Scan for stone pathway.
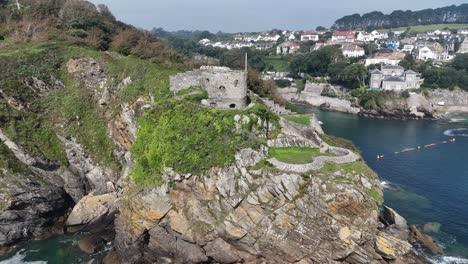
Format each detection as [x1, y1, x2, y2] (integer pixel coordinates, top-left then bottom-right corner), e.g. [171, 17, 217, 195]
[268, 146, 360, 173]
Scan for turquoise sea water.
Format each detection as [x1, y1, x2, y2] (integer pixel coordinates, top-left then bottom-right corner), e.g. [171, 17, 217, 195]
[0, 235, 93, 264]
[2, 108, 468, 263]
[301, 106, 468, 263]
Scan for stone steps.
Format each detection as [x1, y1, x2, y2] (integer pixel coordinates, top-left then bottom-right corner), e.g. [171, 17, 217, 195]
[261, 97, 293, 115]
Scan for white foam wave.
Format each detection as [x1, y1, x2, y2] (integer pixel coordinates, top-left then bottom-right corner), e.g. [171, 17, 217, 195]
[426, 255, 468, 264]
[443, 128, 468, 137]
[0, 249, 47, 264]
[449, 118, 466, 123]
[380, 180, 399, 190]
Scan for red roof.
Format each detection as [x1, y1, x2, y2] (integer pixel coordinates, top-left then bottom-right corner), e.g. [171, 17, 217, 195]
[342, 45, 364, 51]
[278, 41, 300, 48]
[333, 31, 355, 38]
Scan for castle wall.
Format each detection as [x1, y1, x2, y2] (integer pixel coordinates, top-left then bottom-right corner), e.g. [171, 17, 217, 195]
[169, 66, 248, 109]
[169, 70, 202, 94]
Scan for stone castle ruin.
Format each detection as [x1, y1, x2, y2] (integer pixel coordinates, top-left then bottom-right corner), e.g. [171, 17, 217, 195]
[170, 66, 248, 109]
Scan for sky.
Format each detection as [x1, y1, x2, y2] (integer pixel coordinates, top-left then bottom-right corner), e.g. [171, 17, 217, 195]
[88, 0, 467, 33]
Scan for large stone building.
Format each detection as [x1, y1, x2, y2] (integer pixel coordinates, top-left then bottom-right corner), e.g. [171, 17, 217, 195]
[369, 65, 424, 91]
[170, 66, 248, 109]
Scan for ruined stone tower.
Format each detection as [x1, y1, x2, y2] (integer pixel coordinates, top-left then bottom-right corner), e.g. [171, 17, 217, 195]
[170, 66, 248, 109]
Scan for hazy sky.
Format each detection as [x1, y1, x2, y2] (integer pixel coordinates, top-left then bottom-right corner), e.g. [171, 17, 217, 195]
[88, 0, 467, 32]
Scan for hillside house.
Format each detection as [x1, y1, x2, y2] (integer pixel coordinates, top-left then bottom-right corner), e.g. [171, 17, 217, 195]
[457, 37, 468, 54]
[365, 50, 405, 66]
[277, 41, 300, 55]
[386, 39, 400, 49]
[341, 45, 365, 57]
[331, 31, 355, 43]
[416, 43, 450, 61]
[301, 31, 319, 42]
[402, 45, 415, 53]
[369, 66, 423, 91]
[457, 29, 468, 35]
[255, 42, 275, 50]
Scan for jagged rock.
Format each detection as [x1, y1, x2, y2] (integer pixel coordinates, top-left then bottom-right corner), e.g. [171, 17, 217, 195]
[79, 235, 105, 254]
[375, 233, 412, 260]
[59, 136, 117, 195]
[145, 226, 208, 263]
[204, 238, 256, 263]
[66, 193, 117, 233]
[0, 177, 70, 247]
[379, 206, 409, 241]
[408, 225, 443, 255]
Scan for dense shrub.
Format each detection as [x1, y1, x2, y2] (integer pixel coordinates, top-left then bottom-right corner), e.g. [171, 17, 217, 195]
[275, 79, 292, 88]
[131, 100, 272, 186]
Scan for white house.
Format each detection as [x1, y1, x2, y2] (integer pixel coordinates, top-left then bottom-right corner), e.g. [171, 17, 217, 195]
[372, 30, 388, 40]
[331, 31, 355, 43]
[417, 44, 450, 61]
[365, 51, 405, 66]
[301, 31, 319, 42]
[457, 29, 468, 35]
[277, 41, 300, 55]
[341, 45, 365, 57]
[402, 45, 415, 53]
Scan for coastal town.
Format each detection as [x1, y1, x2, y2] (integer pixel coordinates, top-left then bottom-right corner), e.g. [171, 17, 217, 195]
[198, 27, 468, 91]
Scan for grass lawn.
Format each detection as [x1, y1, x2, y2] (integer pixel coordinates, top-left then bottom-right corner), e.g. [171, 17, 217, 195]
[269, 147, 322, 164]
[283, 115, 310, 126]
[393, 24, 468, 33]
[265, 56, 290, 72]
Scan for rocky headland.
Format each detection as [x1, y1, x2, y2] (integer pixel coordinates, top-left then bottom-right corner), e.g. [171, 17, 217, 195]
[280, 82, 468, 120]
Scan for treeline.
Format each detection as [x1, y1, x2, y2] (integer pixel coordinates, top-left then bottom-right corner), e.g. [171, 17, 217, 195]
[0, 0, 184, 62]
[417, 54, 468, 90]
[334, 4, 468, 30]
[289, 46, 367, 89]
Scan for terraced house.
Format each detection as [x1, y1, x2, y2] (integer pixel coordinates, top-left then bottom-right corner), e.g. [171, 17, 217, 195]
[369, 65, 424, 91]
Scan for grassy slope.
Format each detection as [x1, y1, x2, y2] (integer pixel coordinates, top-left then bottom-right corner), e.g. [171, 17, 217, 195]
[265, 56, 290, 72]
[393, 23, 468, 32]
[283, 115, 310, 126]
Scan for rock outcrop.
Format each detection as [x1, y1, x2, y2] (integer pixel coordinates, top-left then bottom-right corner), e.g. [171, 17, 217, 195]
[109, 114, 414, 264]
[66, 193, 118, 233]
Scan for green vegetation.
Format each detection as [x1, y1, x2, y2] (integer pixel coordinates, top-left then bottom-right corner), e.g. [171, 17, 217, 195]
[416, 55, 468, 91]
[265, 56, 290, 72]
[367, 188, 384, 203]
[334, 4, 468, 30]
[283, 115, 310, 126]
[394, 24, 468, 33]
[319, 161, 377, 179]
[275, 79, 292, 88]
[321, 134, 360, 153]
[176, 87, 209, 102]
[269, 147, 323, 164]
[131, 100, 278, 186]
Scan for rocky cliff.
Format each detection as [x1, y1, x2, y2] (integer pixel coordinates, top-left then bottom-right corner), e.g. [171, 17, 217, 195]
[0, 39, 428, 264]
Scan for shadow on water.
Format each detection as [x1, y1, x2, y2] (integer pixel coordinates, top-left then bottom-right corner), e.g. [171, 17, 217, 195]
[0, 234, 93, 264]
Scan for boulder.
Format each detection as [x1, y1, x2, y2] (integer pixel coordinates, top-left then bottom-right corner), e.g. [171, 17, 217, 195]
[408, 225, 443, 255]
[66, 193, 117, 233]
[380, 206, 409, 240]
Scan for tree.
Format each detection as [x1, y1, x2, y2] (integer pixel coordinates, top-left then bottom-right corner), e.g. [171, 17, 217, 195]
[452, 54, 468, 71]
[220, 48, 266, 72]
[316, 26, 326, 31]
